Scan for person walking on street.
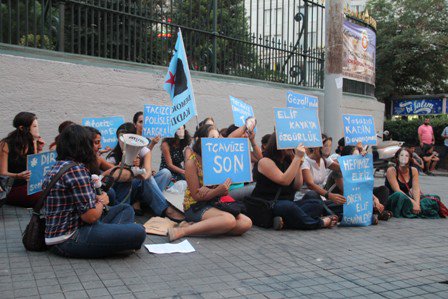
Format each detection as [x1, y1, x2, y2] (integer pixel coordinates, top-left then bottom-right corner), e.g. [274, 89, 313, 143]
[418, 118, 435, 148]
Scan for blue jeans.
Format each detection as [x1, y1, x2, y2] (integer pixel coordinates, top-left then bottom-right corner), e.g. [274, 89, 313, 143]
[51, 205, 146, 258]
[272, 191, 324, 230]
[131, 168, 172, 216]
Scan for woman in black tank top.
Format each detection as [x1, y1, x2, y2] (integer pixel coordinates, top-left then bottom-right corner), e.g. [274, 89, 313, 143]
[0, 112, 44, 207]
[252, 133, 337, 230]
[385, 148, 439, 218]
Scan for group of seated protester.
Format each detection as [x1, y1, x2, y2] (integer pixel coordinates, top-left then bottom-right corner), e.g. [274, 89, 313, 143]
[407, 143, 440, 175]
[0, 112, 446, 259]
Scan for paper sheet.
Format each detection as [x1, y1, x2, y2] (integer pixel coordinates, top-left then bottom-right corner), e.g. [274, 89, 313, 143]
[145, 240, 195, 254]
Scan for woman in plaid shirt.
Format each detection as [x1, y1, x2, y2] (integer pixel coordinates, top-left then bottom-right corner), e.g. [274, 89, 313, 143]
[43, 125, 146, 258]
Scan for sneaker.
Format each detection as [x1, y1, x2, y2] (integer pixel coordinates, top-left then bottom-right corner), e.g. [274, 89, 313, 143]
[273, 216, 284, 230]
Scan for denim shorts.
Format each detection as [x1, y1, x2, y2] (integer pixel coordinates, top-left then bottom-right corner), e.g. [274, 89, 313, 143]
[185, 203, 213, 222]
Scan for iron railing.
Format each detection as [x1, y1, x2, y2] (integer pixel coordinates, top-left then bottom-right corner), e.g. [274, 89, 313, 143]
[0, 0, 374, 94]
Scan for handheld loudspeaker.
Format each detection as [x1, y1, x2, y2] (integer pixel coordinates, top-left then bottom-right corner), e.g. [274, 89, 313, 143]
[119, 134, 149, 166]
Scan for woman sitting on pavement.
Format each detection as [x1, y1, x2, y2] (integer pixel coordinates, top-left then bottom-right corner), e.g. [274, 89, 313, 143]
[159, 125, 192, 182]
[0, 112, 45, 208]
[251, 133, 337, 230]
[43, 124, 146, 258]
[296, 135, 343, 207]
[168, 124, 252, 241]
[421, 144, 439, 175]
[49, 120, 74, 151]
[385, 147, 440, 218]
[324, 145, 392, 222]
[133, 111, 160, 151]
[106, 123, 183, 221]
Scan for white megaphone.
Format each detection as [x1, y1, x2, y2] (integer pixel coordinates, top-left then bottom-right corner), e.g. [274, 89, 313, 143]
[119, 134, 149, 166]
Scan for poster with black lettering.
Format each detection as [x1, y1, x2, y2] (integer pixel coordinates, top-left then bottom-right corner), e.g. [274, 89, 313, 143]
[339, 154, 374, 227]
[201, 138, 252, 186]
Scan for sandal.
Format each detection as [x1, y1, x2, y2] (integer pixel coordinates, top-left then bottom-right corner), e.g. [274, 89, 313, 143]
[372, 214, 379, 225]
[378, 210, 393, 221]
[273, 217, 284, 230]
[321, 215, 338, 228]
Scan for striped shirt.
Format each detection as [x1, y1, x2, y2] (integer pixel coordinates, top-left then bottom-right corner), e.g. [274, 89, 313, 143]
[43, 160, 96, 244]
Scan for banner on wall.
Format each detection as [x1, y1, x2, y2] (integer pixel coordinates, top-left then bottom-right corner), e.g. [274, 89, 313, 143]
[342, 114, 376, 146]
[82, 116, 124, 149]
[201, 138, 252, 186]
[342, 20, 376, 86]
[27, 151, 57, 195]
[392, 99, 443, 115]
[339, 154, 374, 227]
[274, 107, 323, 149]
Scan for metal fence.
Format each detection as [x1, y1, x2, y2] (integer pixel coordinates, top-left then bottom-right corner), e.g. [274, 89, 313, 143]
[0, 0, 374, 94]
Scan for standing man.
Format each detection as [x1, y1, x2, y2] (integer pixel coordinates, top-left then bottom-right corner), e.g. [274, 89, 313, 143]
[418, 118, 435, 148]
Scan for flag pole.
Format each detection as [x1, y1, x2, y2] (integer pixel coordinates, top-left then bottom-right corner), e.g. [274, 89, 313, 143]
[179, 27, 200, 130]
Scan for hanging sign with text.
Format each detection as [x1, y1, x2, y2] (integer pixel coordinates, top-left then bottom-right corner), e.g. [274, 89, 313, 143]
[274, 107, 322, 149]
[143, 104, 173, 138]
[339, 154, 374, 227]
[82, 116, 124, 149]
[201, 138, 252, 186]
[27, 151, 57, 195]
[286, 91, 319, 110]
[342, 114, 376, 145]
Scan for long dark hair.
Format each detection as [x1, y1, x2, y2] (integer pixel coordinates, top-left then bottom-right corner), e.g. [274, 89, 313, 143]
[57, 124, 98, 172]
[1, 112, 37, 160]
[263, 132, 292, 164]
[394, 147, 413, 170]
[133, 111, 143, 125]
[192, 124, 217, 156]
[107, 122, 136, 164]
[162, 125, 192, 152]
[50, 120, 74, 149]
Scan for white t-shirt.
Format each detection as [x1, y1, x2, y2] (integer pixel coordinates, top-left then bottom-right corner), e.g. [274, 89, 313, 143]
[295, 156, 334, 201]
[442, 126, 448, 147]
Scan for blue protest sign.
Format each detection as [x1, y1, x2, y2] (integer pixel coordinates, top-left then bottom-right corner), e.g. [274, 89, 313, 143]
[339, 154, 374, 227]
[201, 138, 252, 186]
[142, 104, 172, 138]
[342, 114, 376, 146]
[82, 116, 124, 149]
[27, 151, 57, 195]
[164, 30, 198, 133]
[229, 96, 255, 128]
[274, 107, 322, 149]
[286, 91, 319, 109]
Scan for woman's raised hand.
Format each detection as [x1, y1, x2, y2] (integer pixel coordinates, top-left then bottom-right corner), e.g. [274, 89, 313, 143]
[219, 178, 232, 195]
[294, 144, 306, 159]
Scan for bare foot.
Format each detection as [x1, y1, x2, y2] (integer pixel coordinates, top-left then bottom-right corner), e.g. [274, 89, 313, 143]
[168, 227, 185, 242]
[165, 206, 185, 222]
[178, 221, 191, 228]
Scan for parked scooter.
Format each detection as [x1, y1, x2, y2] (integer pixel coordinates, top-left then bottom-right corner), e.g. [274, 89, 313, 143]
[371, 131, 404, 176]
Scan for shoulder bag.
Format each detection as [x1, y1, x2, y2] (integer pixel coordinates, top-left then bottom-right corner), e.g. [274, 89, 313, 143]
[243, 188, 282, 228]
[22, 162, 76, 251]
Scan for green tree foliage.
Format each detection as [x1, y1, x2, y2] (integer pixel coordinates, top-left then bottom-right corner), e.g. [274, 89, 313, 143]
[1, 1, 58, 49]
[173, 0, 257, 75]
[367, 0, 448, 101]
[384, 116, 448, 145]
